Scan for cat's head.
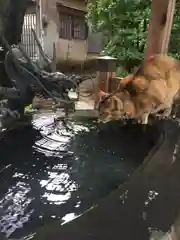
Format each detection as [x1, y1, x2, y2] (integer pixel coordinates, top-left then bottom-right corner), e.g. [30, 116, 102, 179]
[97, 90, 135, 123]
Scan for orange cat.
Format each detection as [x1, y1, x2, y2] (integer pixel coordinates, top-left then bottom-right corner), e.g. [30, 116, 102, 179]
[97, 54, 180, 124]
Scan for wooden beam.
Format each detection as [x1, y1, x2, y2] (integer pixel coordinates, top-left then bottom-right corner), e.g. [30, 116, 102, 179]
[145, 0, 176, 59]
[56, 3, 86, 16]
[161, 0, 176, 53]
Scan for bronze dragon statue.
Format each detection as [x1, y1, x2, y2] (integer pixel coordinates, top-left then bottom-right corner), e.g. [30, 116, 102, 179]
[0, 35, 90, 130]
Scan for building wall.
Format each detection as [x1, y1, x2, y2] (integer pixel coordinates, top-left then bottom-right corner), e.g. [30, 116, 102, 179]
[42, 18, 59, 59]
[23, 0, 103, 63]
[41, 0, 88, 62]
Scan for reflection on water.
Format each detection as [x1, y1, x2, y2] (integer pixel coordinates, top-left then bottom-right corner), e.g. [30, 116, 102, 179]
[144, 190, 159, 206]
[0, 116, 156, 238]
[0, 182, 34, 237]
[149, 228, 167, 240]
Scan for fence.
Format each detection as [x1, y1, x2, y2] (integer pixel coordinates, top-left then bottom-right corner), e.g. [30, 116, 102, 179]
[21, 13, 38, 61]
[21, 1, 42, 62]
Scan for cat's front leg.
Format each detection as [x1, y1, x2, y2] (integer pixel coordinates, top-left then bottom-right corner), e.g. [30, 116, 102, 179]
[139, 113, 149, 124]
[155, 105, 172, 119]
[162, 106, 172, 117]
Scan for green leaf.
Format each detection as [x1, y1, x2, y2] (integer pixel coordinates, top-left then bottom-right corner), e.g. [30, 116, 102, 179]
[87, 0, 180, 70]
[87, 0, 151, 72]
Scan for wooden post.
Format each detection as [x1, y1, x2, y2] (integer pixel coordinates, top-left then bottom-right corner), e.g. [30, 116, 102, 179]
[145, 0, 176, 59]
[51, 42, 56, 72]
[94, 56, 117, 107]
[161, 0, 176, 53]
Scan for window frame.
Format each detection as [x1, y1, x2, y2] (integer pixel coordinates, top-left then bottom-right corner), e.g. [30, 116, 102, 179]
[57, 4, 88, 40]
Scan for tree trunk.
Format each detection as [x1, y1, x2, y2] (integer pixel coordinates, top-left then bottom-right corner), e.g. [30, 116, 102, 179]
[0, 0, 28, 87]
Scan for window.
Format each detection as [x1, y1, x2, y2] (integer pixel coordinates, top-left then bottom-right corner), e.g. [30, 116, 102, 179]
[59, 14, 72, 39]
[59, 13, 88, 40]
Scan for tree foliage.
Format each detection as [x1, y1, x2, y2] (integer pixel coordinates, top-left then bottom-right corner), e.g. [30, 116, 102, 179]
[169, 1, 180, 60]
[87, 0, 180, 76]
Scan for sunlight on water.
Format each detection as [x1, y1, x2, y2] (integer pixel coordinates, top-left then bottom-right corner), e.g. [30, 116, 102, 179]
[61, 212, 81, 226]
[40, 170, 78, 205]
[0, 182, 34, 238]
[0, 117, 101, 238]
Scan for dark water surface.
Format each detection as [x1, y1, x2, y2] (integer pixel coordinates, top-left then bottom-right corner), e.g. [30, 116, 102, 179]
[0, 116, 158, 238]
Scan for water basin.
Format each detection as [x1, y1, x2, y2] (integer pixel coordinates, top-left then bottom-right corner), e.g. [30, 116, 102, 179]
[0, 116, 159, 238]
